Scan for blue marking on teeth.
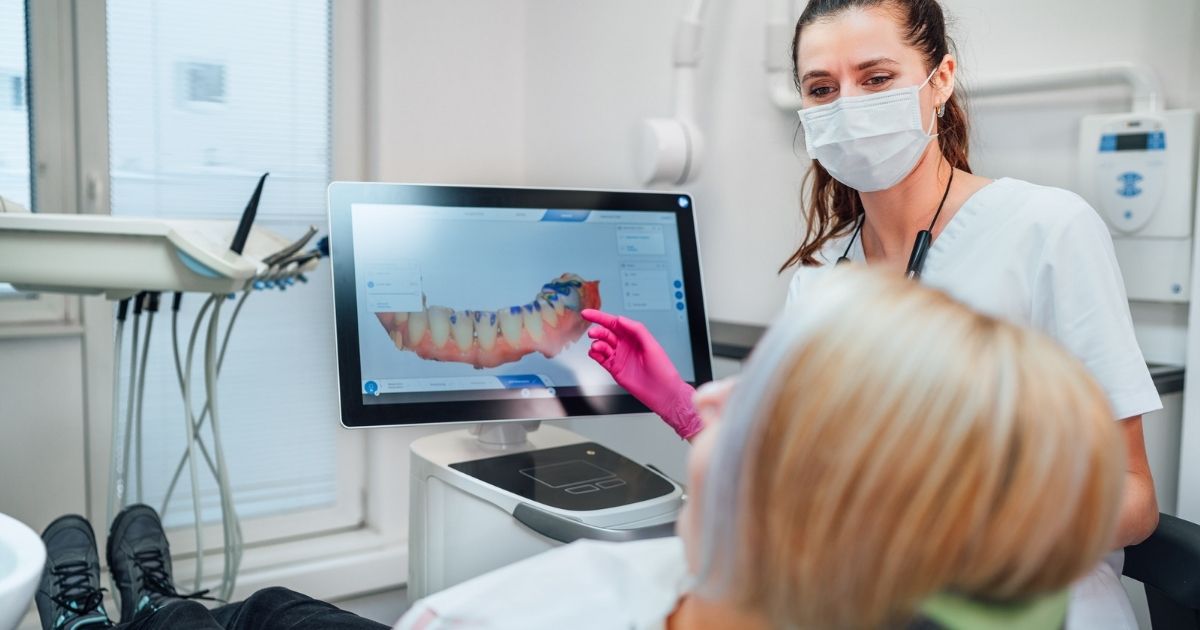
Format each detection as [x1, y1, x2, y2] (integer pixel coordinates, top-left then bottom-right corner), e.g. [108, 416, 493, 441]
[555, 285, 571, 295]
[510, 306, 521, 314]
[450, 314, 457, 324]
[532, 301, 541, 311]
[548, 293, 558, 301]
[474, 312, 482, 322]
[490, 313, 497, 324]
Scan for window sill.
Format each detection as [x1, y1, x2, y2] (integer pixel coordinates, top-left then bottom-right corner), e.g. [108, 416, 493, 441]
[0, 321, 83, 340]
[177, 526, 408, 602]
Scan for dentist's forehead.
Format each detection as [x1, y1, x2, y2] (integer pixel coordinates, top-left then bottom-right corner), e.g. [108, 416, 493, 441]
[795, 6, 921, 78]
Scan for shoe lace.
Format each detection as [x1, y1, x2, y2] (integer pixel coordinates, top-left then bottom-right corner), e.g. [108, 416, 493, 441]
[133, 549, 221, 604]
[49, 560, 108, 618]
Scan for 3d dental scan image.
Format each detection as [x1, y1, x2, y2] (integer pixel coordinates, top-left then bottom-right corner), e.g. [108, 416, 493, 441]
[372, 272, 601, 369]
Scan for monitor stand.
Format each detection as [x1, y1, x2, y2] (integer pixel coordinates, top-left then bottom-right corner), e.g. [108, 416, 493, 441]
[407, 422, 685, 599]
[468, 420, 542, 450]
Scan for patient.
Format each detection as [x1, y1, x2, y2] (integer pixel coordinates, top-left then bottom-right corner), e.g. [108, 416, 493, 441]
[395, 269, 1125, 629]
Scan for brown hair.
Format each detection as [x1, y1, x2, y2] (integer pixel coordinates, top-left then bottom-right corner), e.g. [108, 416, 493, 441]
[779, 0, 973, 270]
[714, 270, 1123, 627]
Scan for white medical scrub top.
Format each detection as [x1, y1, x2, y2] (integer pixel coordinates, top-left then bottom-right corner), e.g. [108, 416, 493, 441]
[787, 177, 1163, 630]
[394, 537, 688, 630]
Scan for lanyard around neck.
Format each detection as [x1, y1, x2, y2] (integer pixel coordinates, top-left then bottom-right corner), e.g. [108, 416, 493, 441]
[837, 166, 956, 280]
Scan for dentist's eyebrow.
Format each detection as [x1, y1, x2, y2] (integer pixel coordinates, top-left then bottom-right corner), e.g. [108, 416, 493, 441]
[800, 57, 900, 83]
[857, 57, 901, 70]
[800, 69, 832, 83]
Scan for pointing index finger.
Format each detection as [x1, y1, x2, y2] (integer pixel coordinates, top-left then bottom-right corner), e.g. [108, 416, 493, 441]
[581, 309, 618, 328]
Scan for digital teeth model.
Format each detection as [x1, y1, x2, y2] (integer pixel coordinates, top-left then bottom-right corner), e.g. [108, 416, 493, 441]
[374, 273, 601, 369]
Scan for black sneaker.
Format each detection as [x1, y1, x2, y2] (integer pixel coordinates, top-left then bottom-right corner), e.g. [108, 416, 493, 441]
[35, 514, 114, 630]
[106, 504, 210, 623]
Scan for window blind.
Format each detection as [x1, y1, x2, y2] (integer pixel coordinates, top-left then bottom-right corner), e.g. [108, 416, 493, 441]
[106, 0, 344, 529]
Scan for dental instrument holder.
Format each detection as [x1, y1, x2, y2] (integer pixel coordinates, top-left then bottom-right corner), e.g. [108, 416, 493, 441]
[408, 422, 684, 599]
[0, 175, 323, 602]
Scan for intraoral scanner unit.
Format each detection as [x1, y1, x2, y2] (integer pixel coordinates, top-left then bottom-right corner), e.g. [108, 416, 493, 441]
[327, 183, 713, 598]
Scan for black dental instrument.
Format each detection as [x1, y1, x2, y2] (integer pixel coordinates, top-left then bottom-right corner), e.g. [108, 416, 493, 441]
[229, 172, 268, 255]
[836, 166, 955, 280]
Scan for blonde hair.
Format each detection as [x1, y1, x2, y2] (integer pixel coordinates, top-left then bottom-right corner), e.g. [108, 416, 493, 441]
[696, 269, 1124, 628]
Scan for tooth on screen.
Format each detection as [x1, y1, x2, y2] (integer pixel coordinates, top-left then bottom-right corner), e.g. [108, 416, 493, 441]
[522, 304, 544, 341]
[476, 311, 498, 350]
[451, 310, 475, 353]
[428, 306, 452, 347]
[498, 306, 524, 346]
[407, 310, 429, 347]
[534, 297, 557, 326]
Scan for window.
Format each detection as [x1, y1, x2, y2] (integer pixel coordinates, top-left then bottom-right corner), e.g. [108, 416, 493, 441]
[103, 0, 361, 547]
[0, 0, 51, 307]
[0, 0, 31, 210]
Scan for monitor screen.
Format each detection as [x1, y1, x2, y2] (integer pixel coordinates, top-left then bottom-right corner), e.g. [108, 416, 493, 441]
[329, 183, 713, 427]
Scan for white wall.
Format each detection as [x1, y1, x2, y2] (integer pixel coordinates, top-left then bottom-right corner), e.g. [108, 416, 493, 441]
[369, 0, 528, 185]
[0, 334, 88, 530]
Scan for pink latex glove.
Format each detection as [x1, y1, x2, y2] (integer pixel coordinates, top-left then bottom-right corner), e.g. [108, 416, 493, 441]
[581, 309, 702, 440]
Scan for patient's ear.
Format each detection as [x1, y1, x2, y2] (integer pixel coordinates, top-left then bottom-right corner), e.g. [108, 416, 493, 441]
[694, 377, 738, 428]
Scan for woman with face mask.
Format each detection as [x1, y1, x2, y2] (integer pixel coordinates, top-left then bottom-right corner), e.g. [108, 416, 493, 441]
[581, 1, 1161, 628]
[398, 269, 1125, 630]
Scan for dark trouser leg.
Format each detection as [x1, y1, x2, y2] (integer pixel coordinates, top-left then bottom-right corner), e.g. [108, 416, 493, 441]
[116, 600, 224, 630]
[209, 586, 390, 630]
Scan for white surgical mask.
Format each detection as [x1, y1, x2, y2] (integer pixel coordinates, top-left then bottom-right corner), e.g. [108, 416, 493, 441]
[797, 68, 939, 192]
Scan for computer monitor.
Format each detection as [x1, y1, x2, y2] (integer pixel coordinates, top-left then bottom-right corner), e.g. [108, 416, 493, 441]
[329, 183, 713, 427]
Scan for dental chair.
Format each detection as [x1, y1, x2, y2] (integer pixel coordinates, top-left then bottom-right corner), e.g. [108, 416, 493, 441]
[1124, 513, 1200, 629]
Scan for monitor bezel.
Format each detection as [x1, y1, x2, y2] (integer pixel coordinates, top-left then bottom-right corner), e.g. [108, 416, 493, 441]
[328, 182, 714, 428]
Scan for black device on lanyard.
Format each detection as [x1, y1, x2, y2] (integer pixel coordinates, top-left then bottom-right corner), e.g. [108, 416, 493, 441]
[837, 167, 955, 280]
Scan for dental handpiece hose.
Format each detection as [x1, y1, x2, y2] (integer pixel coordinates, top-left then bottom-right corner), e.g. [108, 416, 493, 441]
[182, 296, 216, 592]
[119, 292, 147, 511]
[161, 292, 250, 519]
[107, 298, 131, 526]
[134, 292, 161, 503]
[204, 295, 242, 599]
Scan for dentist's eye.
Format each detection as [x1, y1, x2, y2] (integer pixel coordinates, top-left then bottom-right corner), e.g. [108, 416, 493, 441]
[809, 85, 835, 97]
[865, 75, 893, 87]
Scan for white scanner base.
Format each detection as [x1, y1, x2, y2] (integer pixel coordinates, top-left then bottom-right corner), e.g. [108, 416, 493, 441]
[408, 424, 684, 599]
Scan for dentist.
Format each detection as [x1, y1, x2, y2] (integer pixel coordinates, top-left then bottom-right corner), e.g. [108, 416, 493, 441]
[582, 0, 1160, 628]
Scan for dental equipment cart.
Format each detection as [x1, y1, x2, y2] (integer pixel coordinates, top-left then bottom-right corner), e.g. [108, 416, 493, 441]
[0, 175, 324, 600]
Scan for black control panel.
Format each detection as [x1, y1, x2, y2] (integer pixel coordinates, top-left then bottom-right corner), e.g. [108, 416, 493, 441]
[450, 442, 676, 511]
